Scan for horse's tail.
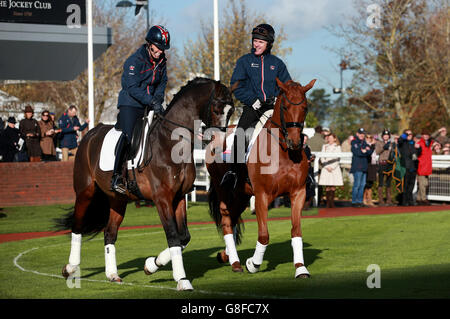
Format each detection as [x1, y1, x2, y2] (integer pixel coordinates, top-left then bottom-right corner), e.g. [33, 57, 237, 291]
[54, 184, 110, 238]
[208, 183, 244, 245]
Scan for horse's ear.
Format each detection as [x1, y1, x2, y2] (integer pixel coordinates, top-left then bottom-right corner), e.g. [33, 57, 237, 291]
[303, 79, 317, 92]
[276, 77, 288, 92]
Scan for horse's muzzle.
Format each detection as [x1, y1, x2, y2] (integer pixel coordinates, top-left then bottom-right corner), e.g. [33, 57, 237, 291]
[286, 138, 302, 151]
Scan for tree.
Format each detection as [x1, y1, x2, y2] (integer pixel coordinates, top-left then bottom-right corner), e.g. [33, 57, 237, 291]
[307, 88, 332, 124]
[329, 0, 449, 133]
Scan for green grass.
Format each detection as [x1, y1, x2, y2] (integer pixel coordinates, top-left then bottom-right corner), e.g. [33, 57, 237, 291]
[0, 202, 318, 234]
[0, 203, 449, 299]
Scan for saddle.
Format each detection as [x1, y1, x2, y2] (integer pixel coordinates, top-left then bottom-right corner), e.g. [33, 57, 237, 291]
[102, 111, 155, 199]
[114, 114, 148, 161]
[130, 116, 146, 160]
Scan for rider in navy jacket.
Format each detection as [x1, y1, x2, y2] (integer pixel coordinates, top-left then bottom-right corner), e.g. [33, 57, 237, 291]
[231, 48, 291, 107]
[221, 23, 292, 189]
[111, 25, 171, 194]
[117, 44, 167, 110]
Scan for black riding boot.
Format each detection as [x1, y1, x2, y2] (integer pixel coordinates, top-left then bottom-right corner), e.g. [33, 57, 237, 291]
[111, 133, 129, 194]
[220, 134, 240, 190]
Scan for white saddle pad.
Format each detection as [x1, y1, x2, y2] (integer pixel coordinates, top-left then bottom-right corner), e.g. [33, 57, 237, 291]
[222, 109, 273, 163]
[99, 111, 153, 171]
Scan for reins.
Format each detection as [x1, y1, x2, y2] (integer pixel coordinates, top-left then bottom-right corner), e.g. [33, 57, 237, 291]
[255, 91, 308, 151]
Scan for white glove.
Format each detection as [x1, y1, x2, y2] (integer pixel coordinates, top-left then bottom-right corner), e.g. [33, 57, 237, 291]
[252, 99, 262, 110]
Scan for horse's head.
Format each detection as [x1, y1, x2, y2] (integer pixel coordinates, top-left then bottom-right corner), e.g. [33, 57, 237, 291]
[201, 80, 235, 131]
[275, 78, 316, 151]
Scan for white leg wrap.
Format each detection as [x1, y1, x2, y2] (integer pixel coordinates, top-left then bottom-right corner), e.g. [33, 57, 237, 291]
[170, 246, 186, 282]
[104, 244, 118, 279]
[252, 241, 267, 265]
[291, 237, 305, 265]
[156, 247, 171, 267]
[224, 234, 239, 265]
[67, 233, 82, 272]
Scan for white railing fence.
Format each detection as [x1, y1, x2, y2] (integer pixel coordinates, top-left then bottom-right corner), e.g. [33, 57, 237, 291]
[189, 150, 450, 207]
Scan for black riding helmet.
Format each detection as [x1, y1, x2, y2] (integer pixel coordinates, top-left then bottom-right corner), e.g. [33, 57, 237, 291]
[382, 129, 391, 137]
[146, 25, 170, 50]
[251, 23, 275, 54]
[252, 23, 275, 43]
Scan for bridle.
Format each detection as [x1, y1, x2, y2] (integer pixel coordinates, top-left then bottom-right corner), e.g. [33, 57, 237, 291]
[261, 90, 307, 152]
[279, 91, 308, 142]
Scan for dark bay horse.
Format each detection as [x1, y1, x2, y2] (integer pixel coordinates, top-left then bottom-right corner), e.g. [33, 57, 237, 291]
[206, 78, 316, 277]
[58, 77, 234, 291]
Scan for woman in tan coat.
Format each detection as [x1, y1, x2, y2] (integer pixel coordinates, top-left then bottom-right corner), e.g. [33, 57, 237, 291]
[38, 110, 57, 161]
[319, 133, 343, 207]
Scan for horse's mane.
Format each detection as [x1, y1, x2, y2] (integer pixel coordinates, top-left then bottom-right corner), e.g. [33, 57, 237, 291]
[166, 77, 216, 112]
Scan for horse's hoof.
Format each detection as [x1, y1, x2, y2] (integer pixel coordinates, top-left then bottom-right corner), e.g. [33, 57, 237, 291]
[62, 265, 70, 279]
[62, 264, 76, 279]
[216, 250, 229, 264]
[143, 265, 152, 276]
[144, 257, 159, 275]
[177, 279, 194, 291]
[231, 261, 243, 273]
[294, 266, 310, 278]
[245, 258, 260, 274]
[108, 274, 123, 283]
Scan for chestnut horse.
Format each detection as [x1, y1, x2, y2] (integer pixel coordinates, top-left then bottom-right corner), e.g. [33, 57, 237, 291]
[206, 78, 316, 278]
[57, 77, 234, 291]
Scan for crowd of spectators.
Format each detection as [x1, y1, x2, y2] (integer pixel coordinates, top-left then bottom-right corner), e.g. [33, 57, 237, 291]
[0, 105, 89, 163]
[307, 125, 449, 208]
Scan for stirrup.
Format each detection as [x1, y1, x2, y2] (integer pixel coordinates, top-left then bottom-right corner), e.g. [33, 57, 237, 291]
[220, 170, 237, 190]
[111, 174, 127, 194]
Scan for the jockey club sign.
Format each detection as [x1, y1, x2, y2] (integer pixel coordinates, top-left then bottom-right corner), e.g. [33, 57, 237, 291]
[0, 0, 86, 25]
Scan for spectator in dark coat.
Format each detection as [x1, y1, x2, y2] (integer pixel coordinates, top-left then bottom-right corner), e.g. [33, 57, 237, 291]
[19, 105, 41, 162]
[58, 105, 89, 161]
[350, 128, 374, 207]
[0, 117, 21, 162]
[375, 129, 394, 206]
[303, 134, 316, 209]
[398, 129, 421, 206]
[363, 133, 378, 207]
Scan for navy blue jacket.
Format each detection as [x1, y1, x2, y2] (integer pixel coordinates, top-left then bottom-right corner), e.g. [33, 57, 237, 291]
[58, 113, 87, 149]
[230, 51, 291, 106]
[350, 136, 374, 173]
[117, 44, 167, 109]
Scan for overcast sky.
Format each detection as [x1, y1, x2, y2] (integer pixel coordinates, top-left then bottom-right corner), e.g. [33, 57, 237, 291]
[131, 0, 357, 94]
